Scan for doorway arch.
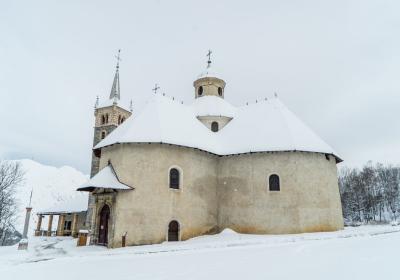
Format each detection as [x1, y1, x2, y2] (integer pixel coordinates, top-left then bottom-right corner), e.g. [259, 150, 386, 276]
[168, 220, 180, 241]
[98, 205, 110, 245]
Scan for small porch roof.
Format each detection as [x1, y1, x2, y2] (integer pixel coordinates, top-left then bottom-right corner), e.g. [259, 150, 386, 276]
[37, 193, 88, 215]
[77, 164, 133, 192]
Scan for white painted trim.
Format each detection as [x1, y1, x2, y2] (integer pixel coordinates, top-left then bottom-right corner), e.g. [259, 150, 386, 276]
[167, 165, 183, 191]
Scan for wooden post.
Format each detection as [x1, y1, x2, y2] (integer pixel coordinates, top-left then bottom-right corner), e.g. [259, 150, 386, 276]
[47, 215, 53, 236]
[35, 214, 43, 236]
[57, 214, 65, 236]
[71, 213, 78, 238]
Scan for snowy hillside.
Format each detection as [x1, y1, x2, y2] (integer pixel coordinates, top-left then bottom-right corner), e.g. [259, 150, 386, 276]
[0, 225, 399, 280]
[11, 159, 88, 235]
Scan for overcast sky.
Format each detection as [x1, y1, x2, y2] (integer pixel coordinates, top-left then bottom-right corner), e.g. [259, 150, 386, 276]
[1, 0, 399, 174]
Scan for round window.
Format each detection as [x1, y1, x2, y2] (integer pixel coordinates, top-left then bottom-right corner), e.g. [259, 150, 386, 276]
[198, 86, 203, 96]
[218, 87, 223, 96]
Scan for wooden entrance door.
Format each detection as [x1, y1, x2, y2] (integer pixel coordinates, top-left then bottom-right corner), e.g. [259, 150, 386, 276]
[168, 220, 179, 241]
[98, 205, 110, 245]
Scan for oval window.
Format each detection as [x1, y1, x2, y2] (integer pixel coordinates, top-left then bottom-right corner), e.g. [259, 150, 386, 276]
[198, 86, 203, 96]
[218, 87, 223, 96]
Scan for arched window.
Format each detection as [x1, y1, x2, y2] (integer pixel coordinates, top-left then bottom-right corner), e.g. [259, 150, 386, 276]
[118, 115, 121, 124]
[105, 114, 109, 124]
[269, 174, 280, 191]
[101, 131, 106, 139]
[101, 115, 106, 125]
[198, 86, 203, 96]
[211, 121, 219, 132]
[168, 220, 179, 241]
[218, 87, 223, 96]
[169, 168, 180, 189]
[121, 117, 125, 123]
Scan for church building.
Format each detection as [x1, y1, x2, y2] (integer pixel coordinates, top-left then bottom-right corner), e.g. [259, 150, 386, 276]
[78, 52, 344, 248]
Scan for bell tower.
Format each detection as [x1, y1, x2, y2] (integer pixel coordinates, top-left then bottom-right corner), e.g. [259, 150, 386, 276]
[90, 50, 132, 177]
[86, 50, 132, 230]
[193, 50, 226, 99]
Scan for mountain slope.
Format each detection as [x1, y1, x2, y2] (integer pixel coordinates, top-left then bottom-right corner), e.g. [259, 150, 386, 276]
[11, 159, 88, 235]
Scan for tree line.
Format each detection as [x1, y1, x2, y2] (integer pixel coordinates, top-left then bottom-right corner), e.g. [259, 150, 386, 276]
[339, 163, 400, 224]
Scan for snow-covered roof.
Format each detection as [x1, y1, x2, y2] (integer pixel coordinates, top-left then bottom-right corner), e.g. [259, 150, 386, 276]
[38, 192, 88, 215]
[192, 96, 236, 118]
[197, 66, 221, 79]
[77, 165, 133, 192]
[94, 95, 341, 162]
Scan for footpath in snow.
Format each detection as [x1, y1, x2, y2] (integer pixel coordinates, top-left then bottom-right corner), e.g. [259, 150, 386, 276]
[0, 225, 399, 280]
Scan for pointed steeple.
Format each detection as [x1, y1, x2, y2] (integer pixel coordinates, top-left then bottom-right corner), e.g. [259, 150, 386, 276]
[109, 49, 121, 104]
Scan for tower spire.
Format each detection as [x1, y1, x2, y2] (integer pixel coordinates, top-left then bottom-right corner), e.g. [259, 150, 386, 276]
[109, 49, 121, 103]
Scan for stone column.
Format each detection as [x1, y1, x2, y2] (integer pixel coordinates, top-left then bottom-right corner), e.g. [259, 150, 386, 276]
[22, 207, 32, 238]
[18, 207, 33, 250]
[71, 213, 78, 238]
[47, 215, 53, 236]
[57, 214, 65, 236]
[35, 214, 43, 236]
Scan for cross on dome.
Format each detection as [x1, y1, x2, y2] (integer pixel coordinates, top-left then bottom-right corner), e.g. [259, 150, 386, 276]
[152, 83, 160, 94]
[206, 49, 212, 68]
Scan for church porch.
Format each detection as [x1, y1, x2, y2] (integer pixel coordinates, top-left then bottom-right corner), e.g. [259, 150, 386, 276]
[34, 211, 86, 238]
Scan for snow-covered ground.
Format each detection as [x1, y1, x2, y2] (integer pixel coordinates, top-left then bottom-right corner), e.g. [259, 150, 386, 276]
[1, 225, 399, 280]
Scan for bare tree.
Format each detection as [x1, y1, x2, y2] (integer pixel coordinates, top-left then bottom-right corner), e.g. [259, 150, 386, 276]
[377, 164, 400, 221]
[339, 163, 400, 225]
[0, 160, 24, 245]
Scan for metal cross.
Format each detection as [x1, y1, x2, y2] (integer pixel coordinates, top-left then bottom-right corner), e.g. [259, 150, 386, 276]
[152, 83, 160, 94]
[115, 49, 122, 68]
[206, 49, 212, 68]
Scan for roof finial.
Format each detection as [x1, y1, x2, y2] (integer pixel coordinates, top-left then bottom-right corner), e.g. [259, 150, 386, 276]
[109, 49, 121, 102]
[95, 95, 99, 108]
[129, 100, 133, 112]
[152, 83, 160, 94]
[206, 49, 212, 68]
[115, 49, 122, 69]
[28, 188, 33, 207]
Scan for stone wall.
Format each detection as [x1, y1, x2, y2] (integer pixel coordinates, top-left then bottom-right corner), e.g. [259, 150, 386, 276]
[93, 143, 343, 248]
[99, 143, 219, 247]
[217, 152, 343, 234]
[193, 77, 226, 98]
